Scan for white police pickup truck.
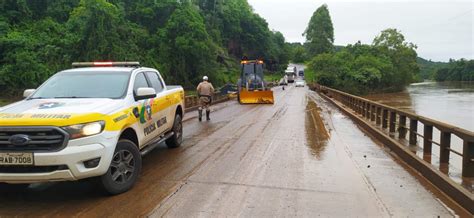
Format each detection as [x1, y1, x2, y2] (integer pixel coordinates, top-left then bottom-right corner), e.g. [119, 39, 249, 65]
[0, 62, 185, 194]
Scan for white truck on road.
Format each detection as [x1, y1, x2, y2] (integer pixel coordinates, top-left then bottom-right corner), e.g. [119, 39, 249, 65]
[0, 62, 185, 194]
[285, 66, 297, 83]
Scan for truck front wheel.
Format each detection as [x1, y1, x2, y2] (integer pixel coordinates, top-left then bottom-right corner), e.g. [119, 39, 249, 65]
[99, 139, 142, 195]
[166, 114, 183, 148]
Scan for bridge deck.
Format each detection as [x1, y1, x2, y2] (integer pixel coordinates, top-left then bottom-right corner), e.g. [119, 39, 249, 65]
[0, 86, 461, 217]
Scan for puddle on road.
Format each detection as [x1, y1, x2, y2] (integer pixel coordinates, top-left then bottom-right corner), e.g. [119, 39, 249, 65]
[305, 98, 330, 159]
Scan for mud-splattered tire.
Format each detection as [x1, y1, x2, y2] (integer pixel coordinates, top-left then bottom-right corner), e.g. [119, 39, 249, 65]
[99, 140, 141, 195]
[166, 114, 183, 148]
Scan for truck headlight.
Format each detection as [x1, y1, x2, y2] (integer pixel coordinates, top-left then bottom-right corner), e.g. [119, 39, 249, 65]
[63, 121, 105, 139]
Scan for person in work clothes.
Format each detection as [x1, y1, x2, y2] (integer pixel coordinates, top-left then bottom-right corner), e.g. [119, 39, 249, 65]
[197, 76, 215, 121]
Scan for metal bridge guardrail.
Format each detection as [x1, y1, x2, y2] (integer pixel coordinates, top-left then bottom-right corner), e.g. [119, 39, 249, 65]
[314, 84, 474, 179]
[184, 91, 231, 112]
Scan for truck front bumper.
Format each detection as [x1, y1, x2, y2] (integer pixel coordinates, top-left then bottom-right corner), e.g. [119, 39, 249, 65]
[0, 131, 118, 184]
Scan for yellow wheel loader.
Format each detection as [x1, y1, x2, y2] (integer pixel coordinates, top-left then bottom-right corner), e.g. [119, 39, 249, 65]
[237, 58, 274, 104]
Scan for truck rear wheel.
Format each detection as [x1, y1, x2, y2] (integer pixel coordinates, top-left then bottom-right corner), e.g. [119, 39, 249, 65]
[99, 139, 141, 195]
[166, 114, 183, 148]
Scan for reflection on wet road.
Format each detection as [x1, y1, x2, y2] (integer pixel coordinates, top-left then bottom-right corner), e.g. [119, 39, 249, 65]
[305, 99, 329, 159]
[0, 85, 464, 217]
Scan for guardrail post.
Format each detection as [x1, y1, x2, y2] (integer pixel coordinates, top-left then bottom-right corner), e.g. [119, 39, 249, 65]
[354, 99, 358, 111]
[440, 131, 451, 164]
[382, 109, 388, 129]
[371, 105, 376, 122]
[358, 100, 363, 115]
[462, 140, 474, 177]
[361, 102, 366, 116]
[409, 119, 418, 145]
[376, 107, 382, 125]
[365, 103, 371, 119]
[389, 111, 396, 133]
[399, 115, 407, 139]
[423, 125, 433, 157]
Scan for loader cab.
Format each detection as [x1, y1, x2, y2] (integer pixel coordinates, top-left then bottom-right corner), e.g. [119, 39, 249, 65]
[237, 58, 274, 104]
[240, 59, 265, 91]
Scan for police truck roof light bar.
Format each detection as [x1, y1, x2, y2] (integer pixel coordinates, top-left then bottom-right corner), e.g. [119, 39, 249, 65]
[72, 62, 140, 68]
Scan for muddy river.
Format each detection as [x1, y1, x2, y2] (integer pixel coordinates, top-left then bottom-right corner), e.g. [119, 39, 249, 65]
[365, 81, 474, 131]
[366, 81, 474, 189]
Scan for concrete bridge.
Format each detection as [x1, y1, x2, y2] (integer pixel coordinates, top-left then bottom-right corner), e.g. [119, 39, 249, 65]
[0, 85, 472, 217]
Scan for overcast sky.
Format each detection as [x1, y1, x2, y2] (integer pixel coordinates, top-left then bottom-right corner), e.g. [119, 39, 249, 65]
[247, 0, 473, 62]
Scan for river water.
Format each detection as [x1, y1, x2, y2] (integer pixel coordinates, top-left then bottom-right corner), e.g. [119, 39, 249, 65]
[366, 81, 474, 132]
[366, 81, 474, 189]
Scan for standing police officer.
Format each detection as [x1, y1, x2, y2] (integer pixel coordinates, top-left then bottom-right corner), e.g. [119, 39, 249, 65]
[197, 76, 215, 121]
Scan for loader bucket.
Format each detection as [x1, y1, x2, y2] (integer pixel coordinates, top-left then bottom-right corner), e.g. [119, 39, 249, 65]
[239, 90, 274, 104]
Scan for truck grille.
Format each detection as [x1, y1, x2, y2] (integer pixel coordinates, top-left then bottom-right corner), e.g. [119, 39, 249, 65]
[0, 127, 69, 152]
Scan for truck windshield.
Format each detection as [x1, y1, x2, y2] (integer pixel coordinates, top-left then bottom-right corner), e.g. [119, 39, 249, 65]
[30, 71, 130, 99]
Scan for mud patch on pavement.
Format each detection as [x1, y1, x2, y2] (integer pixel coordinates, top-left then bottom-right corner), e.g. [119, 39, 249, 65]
[305, 97, 330, 159]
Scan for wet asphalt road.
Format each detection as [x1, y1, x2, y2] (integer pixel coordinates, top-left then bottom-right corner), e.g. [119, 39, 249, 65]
[0, 85, 461, 217]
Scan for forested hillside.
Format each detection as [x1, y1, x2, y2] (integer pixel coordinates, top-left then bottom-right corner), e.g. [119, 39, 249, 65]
[417, 57, 448, 80]
[0, 0, 290, 94]
[434, 59, 474, 81]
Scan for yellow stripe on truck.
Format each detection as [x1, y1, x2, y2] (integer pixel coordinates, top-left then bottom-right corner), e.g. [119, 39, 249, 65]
[0, 90, 183, 131]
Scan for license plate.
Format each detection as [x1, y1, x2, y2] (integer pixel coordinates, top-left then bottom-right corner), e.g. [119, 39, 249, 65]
[0, 153, 34, 165]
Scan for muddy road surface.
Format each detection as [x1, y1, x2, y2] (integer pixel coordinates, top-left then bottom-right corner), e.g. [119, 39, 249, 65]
[0, 85, 462, 217]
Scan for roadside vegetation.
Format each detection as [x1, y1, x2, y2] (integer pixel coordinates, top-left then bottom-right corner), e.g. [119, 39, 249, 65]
[302, 4, 420, 95]
[0, 0, 290, 96]
[287, 42, 309, 64]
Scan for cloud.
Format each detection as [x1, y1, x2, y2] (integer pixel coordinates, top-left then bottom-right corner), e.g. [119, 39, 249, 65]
[248, 0, 473, 61]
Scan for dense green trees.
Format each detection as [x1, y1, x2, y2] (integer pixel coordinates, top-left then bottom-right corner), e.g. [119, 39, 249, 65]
[417, 57, 448, 80]
[434, 59, 474, 81]
[308, 29, 420, 94]
[303, 4, 334, 56]
[68, 0, 146, 61]
[372, 28, 419, 87]
[0, 0, 289, 93]
[287, 42, 308, 63]
[158, 3, 218, 86]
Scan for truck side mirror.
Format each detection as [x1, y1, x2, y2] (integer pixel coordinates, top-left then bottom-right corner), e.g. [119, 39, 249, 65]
[23, 89, 36, 98]
[135, 87, 156, 101]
